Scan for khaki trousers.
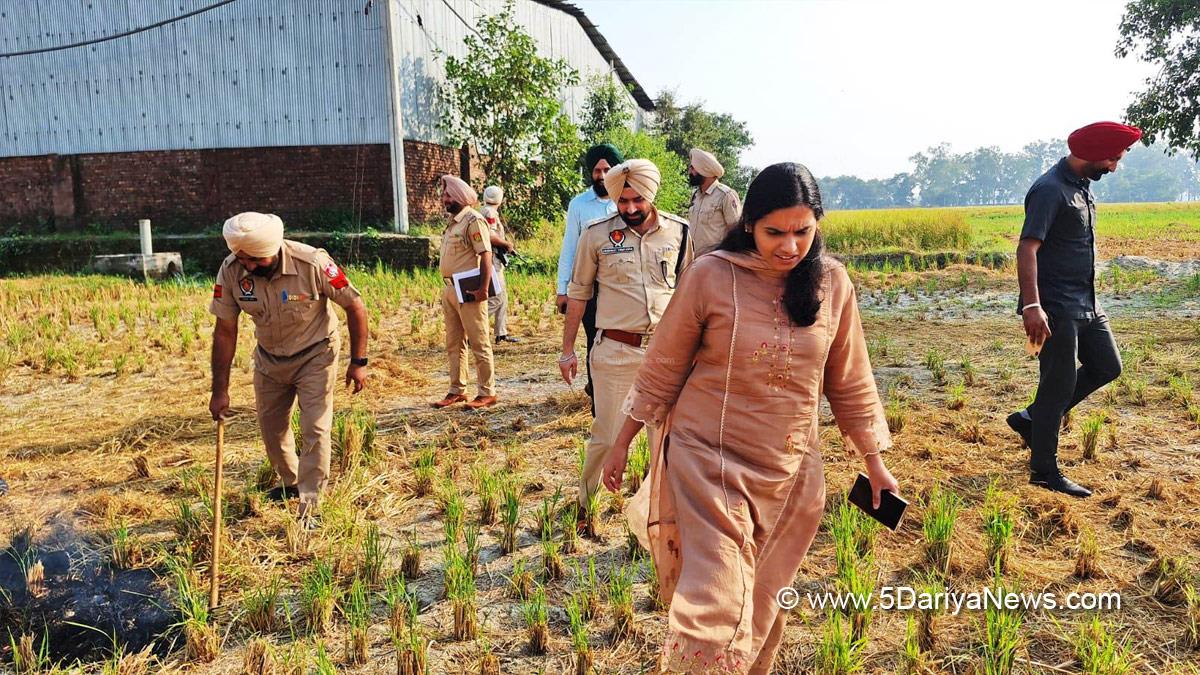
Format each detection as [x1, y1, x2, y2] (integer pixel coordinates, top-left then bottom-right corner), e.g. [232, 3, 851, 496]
[579, 334, 659, 507]
[252, 338, 339, 505]
[441, 283, 496, 397]
[487, 263, 509, 337]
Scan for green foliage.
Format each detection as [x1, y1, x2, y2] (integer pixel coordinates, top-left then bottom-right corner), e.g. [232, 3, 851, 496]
[651, 89, 755, 195]
[980, 580, 1024, 675]
[813, 611, 867, 674]
[581, 73, 634, 144]
[439, 1, 583, 236]
[1116, 0, 1200, 157]
[605, 126, 691, 217]
[1073, 615, 1137, 673]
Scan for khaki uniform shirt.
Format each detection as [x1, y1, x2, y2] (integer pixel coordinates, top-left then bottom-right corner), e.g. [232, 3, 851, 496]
[209, 240, 362, 357]
[567, 210, 696, 334]
[688, 180, 742, 255]
[439, 207, 492, 277]
[480, 205, 506, 240]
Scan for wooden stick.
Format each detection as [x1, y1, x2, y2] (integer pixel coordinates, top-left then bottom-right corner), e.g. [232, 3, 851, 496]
[209, 418, 225, 611]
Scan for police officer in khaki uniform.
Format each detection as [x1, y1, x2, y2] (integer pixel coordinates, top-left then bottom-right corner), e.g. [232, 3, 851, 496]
[433, 175, 498, 410]
[209, 212, 369, 521]
[687, 147, 742, 255]
[481, 185, 519, 344]
[560, 159, 695, 508]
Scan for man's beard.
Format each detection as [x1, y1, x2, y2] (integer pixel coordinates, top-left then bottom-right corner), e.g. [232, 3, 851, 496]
[445, 201, 464, 215]
[250, 260, 279, 278]
[620, 210, 647, 227]
[1087, 168, 1110, 181]
[592, 179, 608, 197]
[688, 173, 705, 187]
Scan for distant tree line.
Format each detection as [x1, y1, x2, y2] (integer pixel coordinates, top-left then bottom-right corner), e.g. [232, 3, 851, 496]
[821, 141, 1200, 210]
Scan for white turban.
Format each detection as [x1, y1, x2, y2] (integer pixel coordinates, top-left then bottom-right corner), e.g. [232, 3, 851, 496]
[689, 148, 725, 178]
[441, 175, 478, 206]
[223, 212, 284, 258]
[482, 185, 504, 205]
[603, 159, 661, 203]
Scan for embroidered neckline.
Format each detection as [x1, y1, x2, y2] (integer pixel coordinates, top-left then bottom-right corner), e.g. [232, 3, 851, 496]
[749, 291, 795, 391]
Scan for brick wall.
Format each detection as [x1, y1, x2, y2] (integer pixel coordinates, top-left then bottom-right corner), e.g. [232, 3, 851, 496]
[0, 155, 57, 227]
[0, 141, 473, 233]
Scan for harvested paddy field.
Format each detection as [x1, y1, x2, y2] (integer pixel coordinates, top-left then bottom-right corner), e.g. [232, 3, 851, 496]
[2, 206, 1199, 673]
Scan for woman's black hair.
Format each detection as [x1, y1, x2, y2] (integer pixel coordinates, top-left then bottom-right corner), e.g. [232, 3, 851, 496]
[716, 162, 825, 326]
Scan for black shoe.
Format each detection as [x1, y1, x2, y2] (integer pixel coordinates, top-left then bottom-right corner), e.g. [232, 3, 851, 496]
[266, 485, 300, 502]
[496, 335, 521, 344]
[1006, 412, 1032, 448]
[1029, 471, 1091, 498]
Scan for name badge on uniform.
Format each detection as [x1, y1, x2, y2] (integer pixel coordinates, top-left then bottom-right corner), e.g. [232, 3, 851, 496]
[601, 229, 634, 255]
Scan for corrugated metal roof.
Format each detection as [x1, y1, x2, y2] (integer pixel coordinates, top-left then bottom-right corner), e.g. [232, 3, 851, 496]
[530, 0, 655, 111]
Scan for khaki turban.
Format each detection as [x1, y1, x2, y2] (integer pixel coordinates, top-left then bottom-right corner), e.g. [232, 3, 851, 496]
[223, 212, 284, 258]
[689, 148, 725, 178]
[482, 185, 504, 205]
[603, 159, 661, 203]
[441, 175, 478, 206]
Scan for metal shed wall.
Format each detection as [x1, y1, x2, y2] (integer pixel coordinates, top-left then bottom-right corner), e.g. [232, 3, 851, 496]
[0, 0, 643, 158]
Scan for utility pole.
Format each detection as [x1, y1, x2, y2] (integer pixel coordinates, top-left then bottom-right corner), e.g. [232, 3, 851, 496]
[381, 0, 409, 233]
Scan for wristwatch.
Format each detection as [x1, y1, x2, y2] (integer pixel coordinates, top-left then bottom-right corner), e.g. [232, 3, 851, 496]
[350, 357, 369, 367]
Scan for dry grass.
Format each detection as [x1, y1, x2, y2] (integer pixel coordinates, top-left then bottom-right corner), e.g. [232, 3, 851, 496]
[2, 260, 1199, 673]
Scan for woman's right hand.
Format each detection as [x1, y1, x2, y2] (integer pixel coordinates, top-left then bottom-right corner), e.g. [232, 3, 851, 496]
[864, 454, 900, 510]
[601, 443, 630, 493]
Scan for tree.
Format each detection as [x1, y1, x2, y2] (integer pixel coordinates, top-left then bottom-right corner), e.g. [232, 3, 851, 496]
[606, 127, 691, 217]
[651, 90, 755, 195]
[884, 173, 916, 207]
[1092, 144, 1192, 202]
[1116, 0, 1200, 157]
[439, 2, 584, 236]
[580, 73, 633, 145]
[909, 144, 969, 206]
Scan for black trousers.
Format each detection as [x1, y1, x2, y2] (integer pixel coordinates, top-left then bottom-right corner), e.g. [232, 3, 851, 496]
[582, 295, 598, 417]
[1028, 313, 1122, 474]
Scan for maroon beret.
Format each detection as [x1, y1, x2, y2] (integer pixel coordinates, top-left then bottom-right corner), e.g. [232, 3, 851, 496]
[1067, 122, 1142, 161]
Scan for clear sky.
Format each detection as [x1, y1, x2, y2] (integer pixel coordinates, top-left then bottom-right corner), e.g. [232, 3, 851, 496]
[571, 0, 1157, 179]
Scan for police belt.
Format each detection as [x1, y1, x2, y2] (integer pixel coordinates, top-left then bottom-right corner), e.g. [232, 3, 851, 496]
[257, 337, 331, 361]
[599, 329, 651, 348]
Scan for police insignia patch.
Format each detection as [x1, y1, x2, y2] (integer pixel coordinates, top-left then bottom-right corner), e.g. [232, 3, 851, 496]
[213, 284, 223, 299]
[239, 277, 254, 296]
[609, 230, 625, 246]
[472, 232, 482, 242]
[324, 261, 349, 289]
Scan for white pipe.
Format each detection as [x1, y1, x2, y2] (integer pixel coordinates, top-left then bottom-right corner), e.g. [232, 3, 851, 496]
[138, 219, 153, 256]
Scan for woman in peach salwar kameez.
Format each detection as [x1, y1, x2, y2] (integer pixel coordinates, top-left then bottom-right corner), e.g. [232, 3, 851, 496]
[601, 163, 901, 674]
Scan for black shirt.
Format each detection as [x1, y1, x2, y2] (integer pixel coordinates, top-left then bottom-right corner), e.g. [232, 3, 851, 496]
[1018, 157, 1100, 320]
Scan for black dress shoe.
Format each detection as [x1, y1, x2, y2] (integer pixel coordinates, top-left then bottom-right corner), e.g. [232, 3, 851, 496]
[1006, 412, 1032, 448]
[1029, 471, 1091, 498]
[266, 485, 300, 502]
[496, 335, 521, 344]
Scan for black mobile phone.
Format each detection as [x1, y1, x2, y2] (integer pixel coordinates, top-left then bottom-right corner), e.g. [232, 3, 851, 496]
[847, 473, 907, 531]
